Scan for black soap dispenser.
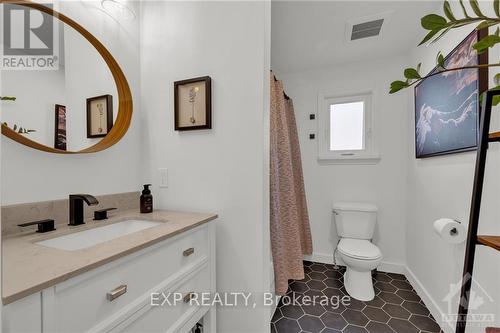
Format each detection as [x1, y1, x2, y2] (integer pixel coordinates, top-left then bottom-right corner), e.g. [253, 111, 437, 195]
[140, 184, 153, 214]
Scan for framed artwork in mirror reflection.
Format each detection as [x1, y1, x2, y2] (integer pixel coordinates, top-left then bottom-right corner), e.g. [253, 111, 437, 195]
[54, 104, 67, 151]
[87, 94, 113, 138]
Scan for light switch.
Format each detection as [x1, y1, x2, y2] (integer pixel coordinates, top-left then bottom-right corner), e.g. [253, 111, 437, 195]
[159, 168, 168, 188]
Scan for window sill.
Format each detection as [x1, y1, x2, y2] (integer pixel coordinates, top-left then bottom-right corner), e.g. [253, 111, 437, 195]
[317, 154, 381, 165]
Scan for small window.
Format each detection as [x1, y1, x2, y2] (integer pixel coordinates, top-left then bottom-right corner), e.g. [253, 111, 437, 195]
[317, 92, 379, 163]
[330, 101, 364, 151]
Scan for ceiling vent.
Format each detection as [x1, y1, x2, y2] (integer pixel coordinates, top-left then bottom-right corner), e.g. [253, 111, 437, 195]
[346, 12, 392, 42]
[350, 19, 384, 40]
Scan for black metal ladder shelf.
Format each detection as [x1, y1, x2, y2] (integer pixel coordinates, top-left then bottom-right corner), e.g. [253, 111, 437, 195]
[456, 90, 500, 333]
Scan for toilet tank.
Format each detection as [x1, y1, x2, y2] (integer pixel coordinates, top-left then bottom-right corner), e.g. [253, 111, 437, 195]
[333, 202, 378, 239]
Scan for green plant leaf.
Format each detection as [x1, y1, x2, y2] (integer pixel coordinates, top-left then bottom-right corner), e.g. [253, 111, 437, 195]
[419, 29, 441, 45]
[476, 20, 499, 30]
[404, 68, 421, 79]
[421, 14, 448, 30]
[459, 0, 472, 18]
[444, 1, 457, 21]
[489, 85, 500, 105]
[436, 52, 446, 68]
[389, 80, 409, 94]
[469, 0, 485, 17]
[494, 73, 500, 85]
[0, 96, 16, 101]
[495, 0, 500, 18]
[473, 34, 500, 53]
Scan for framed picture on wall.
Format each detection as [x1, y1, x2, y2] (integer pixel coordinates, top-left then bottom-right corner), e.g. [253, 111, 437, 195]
[174, 76, 212, 131]
[414, 29, 488, 158]
[87, 94, 113, 138]
[54, 104, 67, 151]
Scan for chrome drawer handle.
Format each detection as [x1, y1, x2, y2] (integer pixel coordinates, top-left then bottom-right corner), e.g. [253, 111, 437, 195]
[183, 247, 195, 257]
[183, 292, 194, 303]
[107, 285, 127, 301]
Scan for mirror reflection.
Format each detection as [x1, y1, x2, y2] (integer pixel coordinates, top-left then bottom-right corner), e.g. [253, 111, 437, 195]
[1, 8, 118, 152]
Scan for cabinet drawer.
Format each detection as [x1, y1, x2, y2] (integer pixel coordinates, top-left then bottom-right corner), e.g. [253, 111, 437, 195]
[44, 225, 209, 333]
[110, 262, 211, 333]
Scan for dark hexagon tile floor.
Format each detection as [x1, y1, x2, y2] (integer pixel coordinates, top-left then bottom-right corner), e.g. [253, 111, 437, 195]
[271, 261, 443, 333]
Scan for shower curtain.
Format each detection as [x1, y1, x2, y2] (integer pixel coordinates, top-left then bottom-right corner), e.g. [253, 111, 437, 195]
[270, 73, 313, 295]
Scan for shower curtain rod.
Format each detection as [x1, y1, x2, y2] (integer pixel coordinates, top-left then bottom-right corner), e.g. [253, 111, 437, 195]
[272, 72, 290, 100]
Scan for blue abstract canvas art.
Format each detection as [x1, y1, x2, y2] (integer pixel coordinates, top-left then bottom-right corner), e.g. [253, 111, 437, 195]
[414, 30, 487, 158]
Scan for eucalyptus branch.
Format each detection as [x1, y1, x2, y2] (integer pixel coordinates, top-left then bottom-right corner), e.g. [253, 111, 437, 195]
[390, 0, 500, 100]
[1, 97, 36, 134]
[419, 0, 499, 44]
[2, 122, 36, 134]
[390, 63, 500, 93]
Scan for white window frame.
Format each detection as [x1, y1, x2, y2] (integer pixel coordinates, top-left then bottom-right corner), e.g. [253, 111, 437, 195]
[317, 91, 380, 164]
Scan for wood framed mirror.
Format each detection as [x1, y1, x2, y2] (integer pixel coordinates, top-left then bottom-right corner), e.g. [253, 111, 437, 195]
[0, 0, 132, 154]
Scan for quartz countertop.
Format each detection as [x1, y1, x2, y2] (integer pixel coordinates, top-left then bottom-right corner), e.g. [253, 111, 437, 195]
[2, 209, 217, 305]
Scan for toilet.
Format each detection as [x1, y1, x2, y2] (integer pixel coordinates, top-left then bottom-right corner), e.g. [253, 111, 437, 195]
[333, 202, 382, 301]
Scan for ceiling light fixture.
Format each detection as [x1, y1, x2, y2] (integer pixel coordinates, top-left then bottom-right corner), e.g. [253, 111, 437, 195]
[101, 0, 136, 20]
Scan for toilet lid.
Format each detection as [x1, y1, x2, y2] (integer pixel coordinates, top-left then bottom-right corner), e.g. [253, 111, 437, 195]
[338, 238, 382, 260]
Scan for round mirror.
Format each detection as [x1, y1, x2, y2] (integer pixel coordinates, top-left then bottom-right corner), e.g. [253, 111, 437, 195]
[0, 0, 132, 154]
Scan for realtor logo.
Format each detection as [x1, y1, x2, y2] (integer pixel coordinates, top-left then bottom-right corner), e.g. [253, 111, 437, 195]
[442, 274, 495, 329]
[1, 3, 58, 70]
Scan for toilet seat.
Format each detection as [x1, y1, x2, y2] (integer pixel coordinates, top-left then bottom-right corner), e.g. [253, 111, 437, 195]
[338, 238, 382, 260]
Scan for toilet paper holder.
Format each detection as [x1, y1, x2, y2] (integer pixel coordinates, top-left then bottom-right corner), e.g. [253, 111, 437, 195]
[450, 219, 462, 236]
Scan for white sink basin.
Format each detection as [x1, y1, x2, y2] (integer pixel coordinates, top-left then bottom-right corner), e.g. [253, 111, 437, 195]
[36, 220, 163, 251]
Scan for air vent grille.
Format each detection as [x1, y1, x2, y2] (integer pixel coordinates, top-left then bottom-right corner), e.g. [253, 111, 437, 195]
[350, 19, 384, 40]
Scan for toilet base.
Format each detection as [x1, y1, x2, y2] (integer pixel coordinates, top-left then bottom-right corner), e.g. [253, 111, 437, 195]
[343, 268, 375, 301]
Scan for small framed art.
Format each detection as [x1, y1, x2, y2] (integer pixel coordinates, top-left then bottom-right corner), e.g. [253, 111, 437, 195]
[174, 76, 212, 131]
[414, 29, 488, 158]
[87, 94, 113, 138]
[54, 104, 67, 151]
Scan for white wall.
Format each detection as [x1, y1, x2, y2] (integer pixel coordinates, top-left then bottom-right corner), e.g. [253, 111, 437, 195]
[405, 3, 500, 331]
[0, 1, 144, 205]
[140, 2, 271, 332]
[277, 55, 410, 272]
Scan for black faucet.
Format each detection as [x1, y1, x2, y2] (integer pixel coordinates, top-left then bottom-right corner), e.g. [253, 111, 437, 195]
[69, 194, 99, 226]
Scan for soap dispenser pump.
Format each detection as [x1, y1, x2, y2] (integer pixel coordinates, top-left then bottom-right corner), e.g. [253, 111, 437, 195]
[140, 184, 153, 214]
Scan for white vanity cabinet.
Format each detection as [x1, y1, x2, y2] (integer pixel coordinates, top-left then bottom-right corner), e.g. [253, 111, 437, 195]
[2, 293, 42, 333]
[2, 223, 216, 333]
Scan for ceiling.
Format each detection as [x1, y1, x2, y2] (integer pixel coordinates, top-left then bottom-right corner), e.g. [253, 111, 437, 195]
[271, 1, 441, 74]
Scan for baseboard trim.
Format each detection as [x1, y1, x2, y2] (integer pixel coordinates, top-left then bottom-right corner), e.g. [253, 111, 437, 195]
[404, 266, 453, 333]
[378, 261, 406, 274]
[304, 252, 406, 274]
[303, 252, 332, 265]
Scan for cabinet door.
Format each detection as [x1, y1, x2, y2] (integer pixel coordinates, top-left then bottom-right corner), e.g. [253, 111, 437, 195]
[2, 293, 42, 333]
